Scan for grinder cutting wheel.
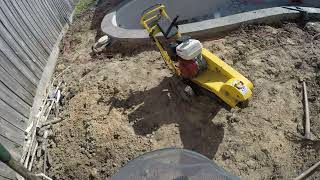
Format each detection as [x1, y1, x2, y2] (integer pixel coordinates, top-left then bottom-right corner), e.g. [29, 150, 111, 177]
[140, 4, 253, 108]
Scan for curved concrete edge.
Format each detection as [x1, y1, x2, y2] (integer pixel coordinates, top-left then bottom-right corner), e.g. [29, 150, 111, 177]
[101, 6, 320, 41]
[102, 11, 148, 40]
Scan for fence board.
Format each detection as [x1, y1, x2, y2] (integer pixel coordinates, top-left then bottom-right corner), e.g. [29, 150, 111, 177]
[18, 0, 56, 45]
[0, 115, 25, 133]
[46, 0, 68, 27]
[64, 0, 75, 12]
[0, 39, 42, 82]
[0, 51, 37, 95]
[59, 0, 72, 18]
[0, 15, 45, 70]
[0, 85, 30, 118]
[24, 1, 59, 39]
[0, 3, 47, 67]
[0, 119, 24, 146]
[0, 66, 33, 109]
[36, 1, 61, 33]
[0, 36, 40, 86]
[0, 99, 28, 130]
[11, 0, 54, 48]
[41, 0, 64, 30]
[4, 0, 52, 56]
[29, 0, 60, 36]
[0, 163, 15, 180]
[50, 0, 69, 24]
[0, 24, 43, 79]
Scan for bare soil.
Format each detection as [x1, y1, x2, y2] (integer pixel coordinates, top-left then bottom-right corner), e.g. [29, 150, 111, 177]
[38, 2, 320, 180]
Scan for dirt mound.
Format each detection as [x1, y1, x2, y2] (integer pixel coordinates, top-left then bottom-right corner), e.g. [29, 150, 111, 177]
[37, 5, 320, 180]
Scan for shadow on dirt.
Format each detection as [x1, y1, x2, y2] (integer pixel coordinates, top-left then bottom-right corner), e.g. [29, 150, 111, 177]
[108, 77, 225, 158]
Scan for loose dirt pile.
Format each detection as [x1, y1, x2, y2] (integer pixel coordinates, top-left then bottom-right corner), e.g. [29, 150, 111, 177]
[37, 3, 320, 180]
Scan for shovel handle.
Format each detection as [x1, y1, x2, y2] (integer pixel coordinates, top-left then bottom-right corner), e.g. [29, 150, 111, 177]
[0, 143, 40, 180]
[0, 143, 11, 163]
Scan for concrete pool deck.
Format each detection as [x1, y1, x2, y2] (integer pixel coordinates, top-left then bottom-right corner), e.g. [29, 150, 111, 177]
[101, 1, 320, 41]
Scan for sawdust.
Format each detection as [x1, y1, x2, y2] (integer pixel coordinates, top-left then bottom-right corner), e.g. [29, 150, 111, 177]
[40, 3, 320, 180]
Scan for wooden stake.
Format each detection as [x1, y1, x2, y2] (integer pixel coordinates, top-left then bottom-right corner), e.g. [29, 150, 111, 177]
[303, 81, 311, 140]
[295, 160, 320, 180]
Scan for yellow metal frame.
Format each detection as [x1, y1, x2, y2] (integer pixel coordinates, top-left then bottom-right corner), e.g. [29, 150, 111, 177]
[140, 4, 181, 75]
[140, 5, 253, 107]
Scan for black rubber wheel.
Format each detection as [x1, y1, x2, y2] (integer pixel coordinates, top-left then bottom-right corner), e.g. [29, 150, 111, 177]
[182, 80, 231, 111]
[237, 100, 249, 109]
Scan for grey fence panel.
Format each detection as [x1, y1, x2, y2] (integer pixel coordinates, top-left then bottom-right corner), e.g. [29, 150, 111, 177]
[0, 0, 75, 179]
[16, 0, 56, 46]
[41, 0, 64, 30]
[3, 1, 51, 56]
[64, 0, 75, 12]
[0, 20, 45, 72]
[0, 99, 28, 130]
[49, 0, 70, 23]
[0, 6, 46, 68]
[0, 71, 32, 113]
[34, 1, 61, 34]
[59, 0, 73, 17]
[0, 163, 15, 180]
[0, 1, 48, 64]
[28, 1, 60, 37]
[0, 118, 25, 146]
[0, 36, 40, 86]
[0, 51, 37, 96]
[23, 1, 59, 40]
[11, 0, 54, 49]
[46, 0, 68, 26]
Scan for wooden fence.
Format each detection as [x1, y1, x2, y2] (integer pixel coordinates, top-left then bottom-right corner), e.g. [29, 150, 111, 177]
[0, 0, 76, 179]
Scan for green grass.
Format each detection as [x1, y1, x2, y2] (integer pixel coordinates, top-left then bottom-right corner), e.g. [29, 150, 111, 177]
[74, 0, 96, 15]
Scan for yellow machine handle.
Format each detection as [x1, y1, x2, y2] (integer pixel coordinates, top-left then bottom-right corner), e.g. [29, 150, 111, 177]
[140, 4, 169, 34]
[140, 4, 181, 75]
[141, 4, 162, 17]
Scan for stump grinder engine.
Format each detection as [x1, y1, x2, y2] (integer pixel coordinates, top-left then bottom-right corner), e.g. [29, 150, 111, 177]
[172, 37, 207, 78]
[140, 4, 253, 108]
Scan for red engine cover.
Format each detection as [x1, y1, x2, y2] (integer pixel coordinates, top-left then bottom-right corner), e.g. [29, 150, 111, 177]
[178, 59, 199, 78]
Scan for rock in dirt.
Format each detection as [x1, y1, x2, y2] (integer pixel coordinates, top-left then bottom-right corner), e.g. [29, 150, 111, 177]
[246, 160, 256, 169]
[222, 151, 232, 160]
[184, 85, 195, 97]
[56, 64, 66, 72]
[65, 88, 77, 100]
[113, 133, 120, 140]
[90, 168, 98, 179]
[294, 60, 303, 69]
[36, 147, 42, 158]
[305, 22, 320, 33]
[226, 113, 239, 123]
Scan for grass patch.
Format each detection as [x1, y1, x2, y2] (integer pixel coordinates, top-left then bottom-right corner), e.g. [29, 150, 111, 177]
[74, 0, 96, 15]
